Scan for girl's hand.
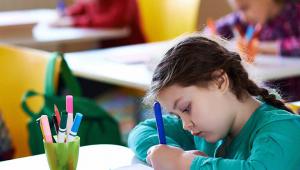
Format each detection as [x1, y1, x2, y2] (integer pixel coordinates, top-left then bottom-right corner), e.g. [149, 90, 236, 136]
[146, 145, 208, 170]
[237, 39, 280, 62]
[185, 150, 208, 157]
[237, 37, 259, 63]
[232, 26, 259, 63]
[50, 17, 73, 27]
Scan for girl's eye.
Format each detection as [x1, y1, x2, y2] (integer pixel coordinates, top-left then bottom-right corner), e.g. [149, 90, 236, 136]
[182, 104, 191, 114]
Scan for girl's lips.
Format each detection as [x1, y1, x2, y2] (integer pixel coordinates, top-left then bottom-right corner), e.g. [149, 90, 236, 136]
[192, 131, 203, 136]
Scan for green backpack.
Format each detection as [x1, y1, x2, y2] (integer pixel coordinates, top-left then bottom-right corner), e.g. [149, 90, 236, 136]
[21, 52, 123, 155]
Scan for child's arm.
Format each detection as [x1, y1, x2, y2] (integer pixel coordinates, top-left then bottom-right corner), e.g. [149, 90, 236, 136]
[242, 38, 300, 56]
[203, 13, 242, 40]
[65, 2, 86, 16]
[255, 41, 280, 55]
[71, 0, 129, 28]
[190, 137, 284, 169]
[190, 120, 300, 170]
[145, 118, 300, 170]
[279, 37, 300, 56]
[88, 0, 129, 28]
[128, 115, 195, 162]
[50, 2, 85, 27]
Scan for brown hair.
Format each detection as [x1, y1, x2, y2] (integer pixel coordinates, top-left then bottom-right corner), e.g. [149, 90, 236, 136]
[146, 35, 292, 113]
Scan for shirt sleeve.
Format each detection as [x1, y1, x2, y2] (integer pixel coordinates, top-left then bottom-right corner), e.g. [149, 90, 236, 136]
[89, 0, 129, 28]
[190, 119, 300, 170]
[214, 13, 242, 40]
[277, 3, 300, 57]
[71, 15, 91, 27]
[128, 115, 195, 162]
[71, 0, 130, 28]
[65, 2, 86, 16]
[191, 136, 284, 170]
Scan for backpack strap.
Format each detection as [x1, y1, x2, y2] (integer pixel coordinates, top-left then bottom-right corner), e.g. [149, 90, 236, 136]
[21, 90, 43, 118]
[45, 52, 82, 97]
[21, 52, 82, 118]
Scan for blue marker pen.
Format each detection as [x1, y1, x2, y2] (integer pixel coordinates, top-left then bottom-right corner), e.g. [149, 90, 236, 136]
[245, 25, 255, 43]
[56, 0, 66, 16]
[67, 113, 83, 142]
[153, 101, 166, 144]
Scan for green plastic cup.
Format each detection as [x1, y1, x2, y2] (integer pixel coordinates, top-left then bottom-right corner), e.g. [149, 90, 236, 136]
[43, 137, 80, 170]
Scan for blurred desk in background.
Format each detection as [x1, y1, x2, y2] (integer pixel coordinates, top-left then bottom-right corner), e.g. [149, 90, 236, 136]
[65, 42, 300, 91]
[65, 42, 169, 91]
[0, 9, 129, 52]
[243, 56, 300, 82]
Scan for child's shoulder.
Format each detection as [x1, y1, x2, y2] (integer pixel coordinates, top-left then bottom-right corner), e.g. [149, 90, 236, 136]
[284, 1, 300, 15]
[259, 103, 299, 121]
[254, 103, 300, 134]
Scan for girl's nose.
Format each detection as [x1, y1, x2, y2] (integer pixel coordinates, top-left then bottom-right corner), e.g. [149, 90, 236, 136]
[182, 119, 194, 131]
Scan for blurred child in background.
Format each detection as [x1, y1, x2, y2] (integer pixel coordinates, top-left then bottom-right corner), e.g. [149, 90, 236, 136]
[51, 0, 145, 45]
[206, 0, 300, 101]
[210, 0, 300, 56]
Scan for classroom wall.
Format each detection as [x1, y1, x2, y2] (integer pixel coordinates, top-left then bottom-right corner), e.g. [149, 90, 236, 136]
[0, 0, 232, 31]
[0, 0, 73, 11]
[198, 0, 232, 30]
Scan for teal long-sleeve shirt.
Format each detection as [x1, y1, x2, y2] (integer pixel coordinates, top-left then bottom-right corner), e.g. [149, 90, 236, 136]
[128, 103, 300, 169]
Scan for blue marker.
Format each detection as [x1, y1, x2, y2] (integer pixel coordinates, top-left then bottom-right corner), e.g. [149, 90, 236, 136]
[56, 0, 66, 16]
[245, 25, 255, 43]
[154, 102, 166, 144]
[66, 113, 83, 142]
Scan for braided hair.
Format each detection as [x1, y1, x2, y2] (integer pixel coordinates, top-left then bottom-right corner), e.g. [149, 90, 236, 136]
[146, 35, 292, 113]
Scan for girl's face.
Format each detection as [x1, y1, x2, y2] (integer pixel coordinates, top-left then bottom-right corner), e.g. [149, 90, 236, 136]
[157, 82, 236, 143]
[228, 0, 282, 24]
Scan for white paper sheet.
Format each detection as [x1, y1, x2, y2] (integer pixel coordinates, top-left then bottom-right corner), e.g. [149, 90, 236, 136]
[111, 163, 153, 170]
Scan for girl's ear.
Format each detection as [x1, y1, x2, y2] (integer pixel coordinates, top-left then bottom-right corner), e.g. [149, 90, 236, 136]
[217, 73, 230, 93]
[212, 70, 229, 93]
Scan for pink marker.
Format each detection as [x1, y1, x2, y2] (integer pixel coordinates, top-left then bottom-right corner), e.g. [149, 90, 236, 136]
[40, 115, 53, 143]
[66, 95, 73, 135]
[66, 95, 73, 114]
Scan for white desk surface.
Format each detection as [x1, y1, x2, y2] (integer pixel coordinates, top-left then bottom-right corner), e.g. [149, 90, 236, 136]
[65, 42, 300, 91]
[246, 56, 300, 82]
[0, 9, 129, 45]
[0, 9, 55, 26]
[0, 144, 150, 170]
[65, 42, 171, 90]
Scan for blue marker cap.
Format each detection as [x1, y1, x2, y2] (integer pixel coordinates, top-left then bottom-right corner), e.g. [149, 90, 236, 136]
[71, 113, 83, 133]
[245, 25, 255, 42]
[153, 101, 166, 144]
